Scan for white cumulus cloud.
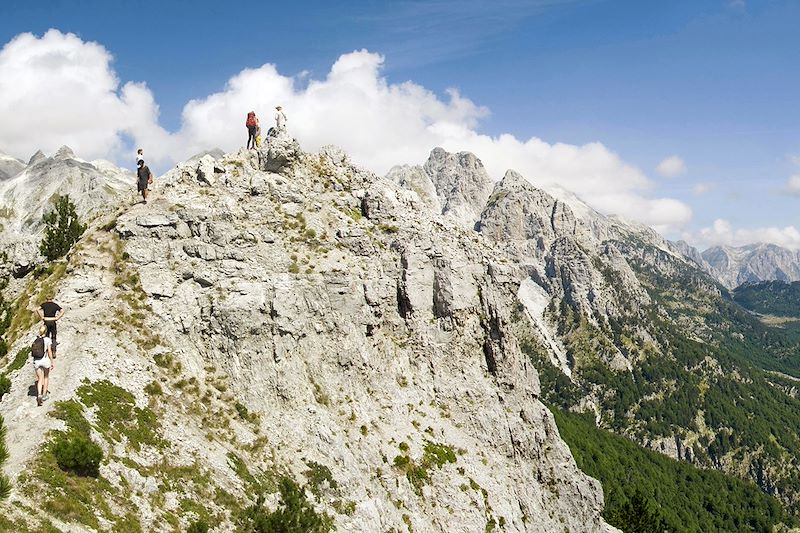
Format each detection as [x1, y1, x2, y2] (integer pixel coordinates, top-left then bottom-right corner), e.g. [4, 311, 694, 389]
[656, 155, 687, 177]
[0, 30, 693, 232]
[694, 219, 800, 250]
[0, 29, 168, 163]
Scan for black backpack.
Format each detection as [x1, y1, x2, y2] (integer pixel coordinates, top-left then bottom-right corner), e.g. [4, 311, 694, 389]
[31, 337, 45, 360]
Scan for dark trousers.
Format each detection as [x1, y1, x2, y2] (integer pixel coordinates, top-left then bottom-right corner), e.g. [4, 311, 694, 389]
[247, 126, 257, 149]
[45, 320, 57, 352]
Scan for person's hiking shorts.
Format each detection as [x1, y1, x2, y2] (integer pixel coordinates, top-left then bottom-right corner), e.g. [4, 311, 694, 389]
[138, 178, 149, 192]
[33, 357, 50, 370]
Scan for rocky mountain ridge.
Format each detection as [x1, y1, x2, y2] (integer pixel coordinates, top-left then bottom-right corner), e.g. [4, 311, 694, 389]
[0, 141, 618, 532]
[1, 140, 797, 531]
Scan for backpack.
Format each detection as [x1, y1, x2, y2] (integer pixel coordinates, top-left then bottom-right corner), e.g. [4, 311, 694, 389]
[246, 112, 257, 127]
[31, 336, 45, 360]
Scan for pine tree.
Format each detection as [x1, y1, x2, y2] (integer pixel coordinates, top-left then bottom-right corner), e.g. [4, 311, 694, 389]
[39, 195, 86, 261]
[606, 489, 667, 533]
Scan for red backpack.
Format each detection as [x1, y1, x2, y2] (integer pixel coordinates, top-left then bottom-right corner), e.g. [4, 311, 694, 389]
[246, 112, 257, 127]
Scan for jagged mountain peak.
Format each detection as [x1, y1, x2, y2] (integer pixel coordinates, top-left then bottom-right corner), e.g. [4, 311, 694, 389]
[423, 146, 485, 174]
[496, 169, 530, 189]
[387, 146, 493, 229]
[669, 239, 707, 267]
[53, 145, 76, 160]
[27, 149, 46, 166]
[3, 140, 796, 530]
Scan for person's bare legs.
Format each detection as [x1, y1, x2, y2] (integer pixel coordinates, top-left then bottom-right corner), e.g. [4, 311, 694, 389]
[41, 368, 50, 397]
[36, 367, 45, 405]
[141, 187, 149, 204]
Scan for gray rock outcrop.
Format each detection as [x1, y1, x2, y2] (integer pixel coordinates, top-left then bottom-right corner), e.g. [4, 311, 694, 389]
[388, 147, 493, 229]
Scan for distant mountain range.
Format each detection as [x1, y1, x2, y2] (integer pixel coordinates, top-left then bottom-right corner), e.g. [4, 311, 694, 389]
[700, 243, 800, 289]
[0, 146, 134, 276]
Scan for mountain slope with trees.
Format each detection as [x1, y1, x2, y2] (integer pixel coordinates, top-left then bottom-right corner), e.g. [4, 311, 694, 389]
[734, 280, 800, 318]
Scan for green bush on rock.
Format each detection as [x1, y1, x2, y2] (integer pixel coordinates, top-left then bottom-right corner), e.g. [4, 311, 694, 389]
[52, 432, 103, 477]
[239, 476, 333, 533]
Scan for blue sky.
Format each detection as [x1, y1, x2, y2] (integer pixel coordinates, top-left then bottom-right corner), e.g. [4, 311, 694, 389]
[1, 0, 798, 249]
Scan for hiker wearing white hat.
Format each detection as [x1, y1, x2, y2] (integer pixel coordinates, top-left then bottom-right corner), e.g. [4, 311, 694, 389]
[275, 105, 287, 133]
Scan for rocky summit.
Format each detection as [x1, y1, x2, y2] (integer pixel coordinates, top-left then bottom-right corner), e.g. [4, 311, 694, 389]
[0, 141, 618, 532]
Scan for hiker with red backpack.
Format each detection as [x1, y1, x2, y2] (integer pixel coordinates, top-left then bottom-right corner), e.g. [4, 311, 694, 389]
[31, 325, 54, 406]
[246, 111, 259, 149]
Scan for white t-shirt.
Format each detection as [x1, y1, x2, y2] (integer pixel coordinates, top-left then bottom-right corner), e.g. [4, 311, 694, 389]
[136, 153, 144, 164]
[275, 111, 287, 129]
[33, 336, 52, 366]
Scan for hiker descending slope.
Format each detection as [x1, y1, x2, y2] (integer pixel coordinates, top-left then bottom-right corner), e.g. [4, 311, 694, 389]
[31, 325, 54, 406]
[37, 298, 63, 357]
[246, 111, 259, 149]
[137, 160, 154, 204]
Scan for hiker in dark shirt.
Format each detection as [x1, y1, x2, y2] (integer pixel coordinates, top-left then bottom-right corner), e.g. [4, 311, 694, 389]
[37, 299, 64, 357]
[137, 160, 153, 204]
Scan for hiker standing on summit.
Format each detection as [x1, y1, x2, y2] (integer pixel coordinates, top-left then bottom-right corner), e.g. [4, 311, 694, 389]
[275, 105, 287, 134]
[37, 298, 63, 357]
[246, 111, 259, 149]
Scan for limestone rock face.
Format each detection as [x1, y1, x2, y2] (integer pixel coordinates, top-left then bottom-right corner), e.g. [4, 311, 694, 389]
[260, 136, 303, 173]
[388, 147, 493, 229]
[27, 149, 46, 166]
[669, 239, 707, 268]
[478, 168, 647, 322]
[0, 141, 617, 532]
[386, 164, 441, 213]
